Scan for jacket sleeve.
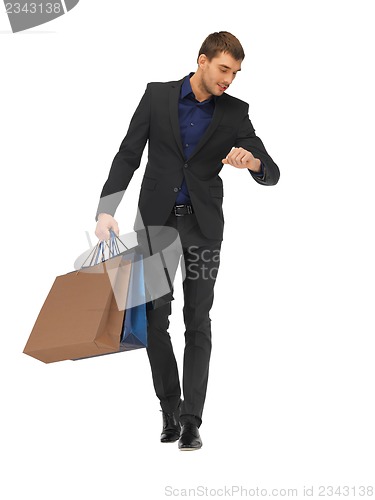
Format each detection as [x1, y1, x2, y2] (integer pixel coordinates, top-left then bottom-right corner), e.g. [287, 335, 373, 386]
[95, 83, 151, 219]
[234, 105, 280, 186]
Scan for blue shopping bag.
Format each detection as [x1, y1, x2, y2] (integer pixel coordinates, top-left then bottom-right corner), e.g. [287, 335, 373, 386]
[119, 251, 148, 351]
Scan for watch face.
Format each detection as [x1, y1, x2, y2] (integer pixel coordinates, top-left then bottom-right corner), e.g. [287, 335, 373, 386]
[4, 0, 80, 33]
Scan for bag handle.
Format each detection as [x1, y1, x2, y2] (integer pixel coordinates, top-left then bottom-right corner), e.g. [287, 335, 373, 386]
[80, 230, 129, 268]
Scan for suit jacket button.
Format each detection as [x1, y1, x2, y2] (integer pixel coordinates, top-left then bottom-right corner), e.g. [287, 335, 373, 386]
[184, 163, 189, 168]
[173, 187, 179, 192]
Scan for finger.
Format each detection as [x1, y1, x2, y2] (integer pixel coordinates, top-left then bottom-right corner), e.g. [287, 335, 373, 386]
[235, 149, 248, 163]
[228, 150, 244, 167]
[240, 152, 253, 164]
[96, 230, 109, 242]
[233, 150, 252, 168]
[112, 222, 120, 236]
[233, 148, 245, 162]
[98, 222, 111, 241]
[102, 228, 111, 242]
[233, 153, 243, 165]
[224, 147, 238, 163]
[222, 158, 229, 164]
[95, 225, 105, 242]
[225, 152, 237, 165]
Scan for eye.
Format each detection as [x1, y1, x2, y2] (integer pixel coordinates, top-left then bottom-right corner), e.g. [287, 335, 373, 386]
[221, 69, 227, 73]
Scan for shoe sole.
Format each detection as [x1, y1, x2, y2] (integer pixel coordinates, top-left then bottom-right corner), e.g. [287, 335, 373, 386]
[178, 446, 202, 451]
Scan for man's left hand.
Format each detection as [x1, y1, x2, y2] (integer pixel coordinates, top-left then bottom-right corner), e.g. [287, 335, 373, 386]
[222, 147, 261, 172]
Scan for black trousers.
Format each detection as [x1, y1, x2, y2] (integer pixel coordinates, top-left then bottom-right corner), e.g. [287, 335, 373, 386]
[141, 212, 222, 426]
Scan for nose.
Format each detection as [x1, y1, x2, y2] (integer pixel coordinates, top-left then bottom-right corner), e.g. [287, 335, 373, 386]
[225, 74, 236, 86]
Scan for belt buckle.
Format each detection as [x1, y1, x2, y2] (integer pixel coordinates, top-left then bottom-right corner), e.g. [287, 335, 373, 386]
[174, 204, 185, 217]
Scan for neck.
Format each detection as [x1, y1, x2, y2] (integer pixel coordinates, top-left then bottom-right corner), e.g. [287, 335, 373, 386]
[189, 71, 212, 102]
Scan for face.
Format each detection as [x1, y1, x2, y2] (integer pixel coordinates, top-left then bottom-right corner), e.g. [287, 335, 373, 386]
[198, 52, 242, 96]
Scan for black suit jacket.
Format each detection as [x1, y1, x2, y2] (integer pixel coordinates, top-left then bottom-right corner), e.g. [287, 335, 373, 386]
[96, 77, 280, 240]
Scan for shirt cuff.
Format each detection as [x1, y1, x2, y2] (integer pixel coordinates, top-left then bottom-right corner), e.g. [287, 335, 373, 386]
[251, 160, 265, 178]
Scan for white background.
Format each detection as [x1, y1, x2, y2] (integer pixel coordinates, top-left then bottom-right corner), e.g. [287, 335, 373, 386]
[1, 1, 374, 498]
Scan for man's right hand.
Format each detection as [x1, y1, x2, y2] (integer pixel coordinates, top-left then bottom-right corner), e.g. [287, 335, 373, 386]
[95, 213, 120, 241]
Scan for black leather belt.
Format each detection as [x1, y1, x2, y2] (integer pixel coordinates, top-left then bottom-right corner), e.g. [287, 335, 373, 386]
[172, 204, 194, 216]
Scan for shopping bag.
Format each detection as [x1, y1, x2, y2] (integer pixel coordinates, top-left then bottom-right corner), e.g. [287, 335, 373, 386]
[119, 251, 148, 351]
[23, 238, 132, 363]
[71, 239, 148, 360]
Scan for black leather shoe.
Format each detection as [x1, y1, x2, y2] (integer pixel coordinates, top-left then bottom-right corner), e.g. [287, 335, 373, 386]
[178, 422, 202, 451]
[160, 401, 182, 443]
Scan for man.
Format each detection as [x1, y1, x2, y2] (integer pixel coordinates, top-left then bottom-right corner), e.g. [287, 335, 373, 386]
[95, 31, 280, 450]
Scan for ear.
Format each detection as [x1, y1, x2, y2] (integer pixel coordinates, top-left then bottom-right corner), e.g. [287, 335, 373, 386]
[197, 54, 208, 69]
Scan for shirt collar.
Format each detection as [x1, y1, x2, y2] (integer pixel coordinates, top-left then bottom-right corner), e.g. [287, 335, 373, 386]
[181, 72, 217, 103]
[181, 72, 195, 99]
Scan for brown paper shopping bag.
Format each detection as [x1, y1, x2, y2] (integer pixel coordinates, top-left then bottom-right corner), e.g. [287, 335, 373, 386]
[23, 255, 132, 363]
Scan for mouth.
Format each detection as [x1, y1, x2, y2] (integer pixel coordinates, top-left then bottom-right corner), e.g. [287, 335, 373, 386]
[218, 83, 228, 92]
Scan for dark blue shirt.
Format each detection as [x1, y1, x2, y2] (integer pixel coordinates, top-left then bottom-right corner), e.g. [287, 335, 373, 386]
[175, 73, 264, 205]
[175, 73, 215, 204]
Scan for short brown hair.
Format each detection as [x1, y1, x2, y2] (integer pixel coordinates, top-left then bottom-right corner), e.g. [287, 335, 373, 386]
[197, 31, 245, 62]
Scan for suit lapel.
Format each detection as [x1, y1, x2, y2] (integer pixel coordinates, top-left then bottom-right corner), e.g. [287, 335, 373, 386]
[188, 97, 225, 160]
[169, 80, 185, 158]
[169, 79, 226, 160]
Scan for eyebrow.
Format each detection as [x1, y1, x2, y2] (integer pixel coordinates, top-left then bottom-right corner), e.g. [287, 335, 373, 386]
[219, 64, 241, 72]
